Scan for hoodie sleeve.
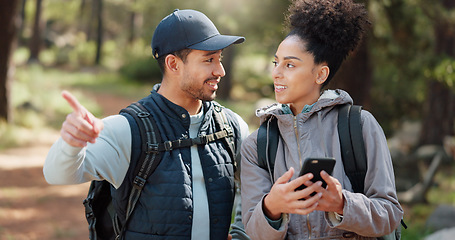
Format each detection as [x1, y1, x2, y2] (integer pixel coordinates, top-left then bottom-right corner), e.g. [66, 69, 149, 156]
[327, 110, 404, 237]
[240, 130, 289, 240]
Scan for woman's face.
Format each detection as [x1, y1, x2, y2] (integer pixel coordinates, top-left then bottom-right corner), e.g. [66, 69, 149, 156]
[272, 36, 327, 115]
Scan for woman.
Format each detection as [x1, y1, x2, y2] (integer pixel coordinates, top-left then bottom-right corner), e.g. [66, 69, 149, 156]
[240, 0, 404, 239]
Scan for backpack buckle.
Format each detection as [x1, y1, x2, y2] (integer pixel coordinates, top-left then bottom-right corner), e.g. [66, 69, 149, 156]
[224, 126, 234, 137]
[146, 143, 159, 153]
[133, 176, 146, 188]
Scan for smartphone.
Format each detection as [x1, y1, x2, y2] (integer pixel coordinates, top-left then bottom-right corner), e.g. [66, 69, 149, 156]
[295, 157, 336, 195]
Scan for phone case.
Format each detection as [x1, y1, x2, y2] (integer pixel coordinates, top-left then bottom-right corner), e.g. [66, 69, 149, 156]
[295, 157, 336, 192]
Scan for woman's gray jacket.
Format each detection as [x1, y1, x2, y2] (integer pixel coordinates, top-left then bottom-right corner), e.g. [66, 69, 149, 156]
[240, 89, 404, 240]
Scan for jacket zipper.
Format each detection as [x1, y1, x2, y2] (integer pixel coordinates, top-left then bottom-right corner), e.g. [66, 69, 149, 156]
[294, 116, 312, 239]
[294, 116, 303, 168]
[307, 214, 312, 239]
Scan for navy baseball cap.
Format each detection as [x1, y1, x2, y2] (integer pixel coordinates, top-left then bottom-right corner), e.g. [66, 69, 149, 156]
[151, 9, 245, 59]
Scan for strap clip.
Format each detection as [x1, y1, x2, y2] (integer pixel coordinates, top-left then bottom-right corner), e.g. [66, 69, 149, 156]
[146, 143, 159, 154]
[164, 141, 173, 151]
[133, 176, 146, 189]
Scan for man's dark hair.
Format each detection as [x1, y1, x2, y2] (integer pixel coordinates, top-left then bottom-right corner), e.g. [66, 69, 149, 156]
[286, 0, 370, 86]
[156, 48, 193, 74]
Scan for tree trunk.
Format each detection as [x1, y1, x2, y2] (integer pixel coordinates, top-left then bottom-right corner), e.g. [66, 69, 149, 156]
[94, 0, 103, 65]
[17, 0, 27, 46]
[28, 0, 43, 63]
[0, 0, 19, 122]
[128, 0, 136, 43]
[86, 0, 96, 41]
[79, 0, 86, 18]
[328, 35, 372, 108]
[418, 0, 455, 146]
[217, 46, 235, 100]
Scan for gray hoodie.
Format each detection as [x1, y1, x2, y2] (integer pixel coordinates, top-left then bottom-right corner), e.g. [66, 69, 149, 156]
[241, 89, 403, 240]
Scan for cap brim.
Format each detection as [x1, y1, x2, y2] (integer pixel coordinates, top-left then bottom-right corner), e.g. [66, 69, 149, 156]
[188, 34, 245, 51]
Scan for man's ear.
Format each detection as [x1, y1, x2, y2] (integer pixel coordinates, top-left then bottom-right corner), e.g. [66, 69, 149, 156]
[165, 54, 181, 74]
[316, 65, 330, 85]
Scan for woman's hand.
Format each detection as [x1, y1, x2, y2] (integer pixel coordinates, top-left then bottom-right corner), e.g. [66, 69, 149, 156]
[315, 170, 344, 214]
[263, 167, 323, 220]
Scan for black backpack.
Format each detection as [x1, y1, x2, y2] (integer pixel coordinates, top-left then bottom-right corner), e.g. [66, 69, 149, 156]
[257, 104, 406, 239]
[83, 102, 236, 240]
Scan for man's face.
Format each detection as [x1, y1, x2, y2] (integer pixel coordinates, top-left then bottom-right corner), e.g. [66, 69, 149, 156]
[179, 49, 225, 101]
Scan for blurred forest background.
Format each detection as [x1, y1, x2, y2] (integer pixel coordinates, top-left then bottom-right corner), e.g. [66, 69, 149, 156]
[1, 0, 455, 239]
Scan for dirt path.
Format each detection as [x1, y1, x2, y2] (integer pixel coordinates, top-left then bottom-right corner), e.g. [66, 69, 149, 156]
[0, 93, 133, 240]
[0, 131, 90, 240]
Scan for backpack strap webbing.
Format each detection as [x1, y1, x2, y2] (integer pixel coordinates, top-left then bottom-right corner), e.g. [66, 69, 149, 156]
[337, 104, 367, 194]
[117, 102, 163, 239]
[257, 116, 279, 183]
[212, 102, 236, 162]
[140, 105, 234, 155]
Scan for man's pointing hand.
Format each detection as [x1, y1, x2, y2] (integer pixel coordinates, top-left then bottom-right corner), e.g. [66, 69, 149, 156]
[60, 90, 104, 147]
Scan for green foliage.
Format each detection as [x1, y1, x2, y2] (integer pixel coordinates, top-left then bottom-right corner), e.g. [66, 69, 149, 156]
[426, 57, 455, 90]
[119, 55, 161, 83]
[0, 121, 20, 150]
[233, 53, 274, 99]
[11, 66, 100, 131]
[367, 0, 435, 135]
[113, 39, 161, 83]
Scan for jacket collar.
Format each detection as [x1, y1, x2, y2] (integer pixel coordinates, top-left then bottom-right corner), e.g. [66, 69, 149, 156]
[149, 85, 215, 128]
[256, 89, 354, 123]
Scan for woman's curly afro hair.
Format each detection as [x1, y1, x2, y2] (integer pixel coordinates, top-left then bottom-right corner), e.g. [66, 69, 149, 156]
[286, 0, 370, 84]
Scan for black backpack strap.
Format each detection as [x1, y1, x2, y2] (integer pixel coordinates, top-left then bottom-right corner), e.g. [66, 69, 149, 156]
[117, 102, 163, 239]
[257, 116, 279, 183]
[141, 104, 234, 154]
[338, 104, 407, 231]
[212, 103, 236, 162]
[338, 104, 367, 194]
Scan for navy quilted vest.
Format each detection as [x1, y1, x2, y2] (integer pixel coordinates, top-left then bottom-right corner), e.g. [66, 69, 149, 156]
[113, 91, 241, 239]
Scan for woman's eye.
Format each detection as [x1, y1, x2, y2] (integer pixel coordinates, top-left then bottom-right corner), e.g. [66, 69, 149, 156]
[272, 61, 278, 67]
[287, 63, 295, 68]
[206, 58, 213, 63]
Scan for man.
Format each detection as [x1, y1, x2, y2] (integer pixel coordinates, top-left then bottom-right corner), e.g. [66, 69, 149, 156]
[44, 9, 249, 240]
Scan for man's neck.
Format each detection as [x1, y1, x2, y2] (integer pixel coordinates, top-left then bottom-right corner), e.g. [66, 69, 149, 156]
[157, 81, 203, 115]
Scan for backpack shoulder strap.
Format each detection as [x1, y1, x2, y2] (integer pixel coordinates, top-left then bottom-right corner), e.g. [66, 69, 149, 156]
[212, 103, 236, 161]
[118, 102, 163, 236]
[257, 116, 279, 183]
[337, 104, 367, 194]
[338, 104, 408, 231]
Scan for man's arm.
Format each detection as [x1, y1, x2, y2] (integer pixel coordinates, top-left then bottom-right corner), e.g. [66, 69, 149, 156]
[43, 91, 131, 188]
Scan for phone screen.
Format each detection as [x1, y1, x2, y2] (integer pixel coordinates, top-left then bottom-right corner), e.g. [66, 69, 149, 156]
[295, 157, 336, 194]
